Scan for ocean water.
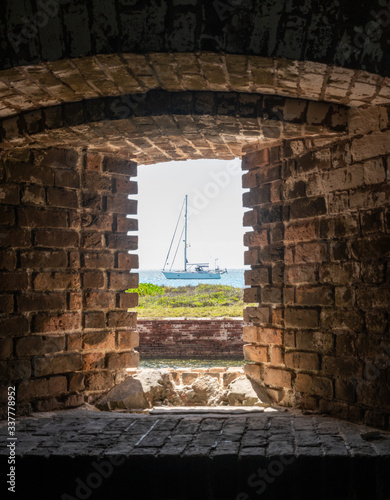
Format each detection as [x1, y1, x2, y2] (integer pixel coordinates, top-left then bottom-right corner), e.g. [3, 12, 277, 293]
[139, 268, 245, 288]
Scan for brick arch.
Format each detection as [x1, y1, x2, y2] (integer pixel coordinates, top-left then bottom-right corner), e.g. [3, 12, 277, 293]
[1, 5, 390, 425]
[0, 90, 348, 161]
[1, 53, 390, 124]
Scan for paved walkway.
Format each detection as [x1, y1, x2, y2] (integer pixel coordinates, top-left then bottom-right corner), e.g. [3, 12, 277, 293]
[1, 407, 390, 499]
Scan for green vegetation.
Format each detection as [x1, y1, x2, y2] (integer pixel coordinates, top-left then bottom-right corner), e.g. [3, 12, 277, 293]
[126, 283, 248, 318]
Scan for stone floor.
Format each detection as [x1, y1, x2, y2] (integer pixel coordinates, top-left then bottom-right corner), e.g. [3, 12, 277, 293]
[1, 406, 390, 499]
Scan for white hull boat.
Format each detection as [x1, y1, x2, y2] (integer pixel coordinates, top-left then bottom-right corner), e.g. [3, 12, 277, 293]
[162, 195, 227, 280]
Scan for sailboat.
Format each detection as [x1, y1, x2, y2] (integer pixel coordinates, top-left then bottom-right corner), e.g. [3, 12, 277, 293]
[162, 195, 227, 280]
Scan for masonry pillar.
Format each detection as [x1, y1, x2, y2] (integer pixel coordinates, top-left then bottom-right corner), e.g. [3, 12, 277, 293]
[0, 147, 139, 415]
[242, 108, 390, 428]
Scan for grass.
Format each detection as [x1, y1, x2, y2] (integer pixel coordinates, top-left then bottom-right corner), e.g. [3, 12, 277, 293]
[126, 283, 249, 318]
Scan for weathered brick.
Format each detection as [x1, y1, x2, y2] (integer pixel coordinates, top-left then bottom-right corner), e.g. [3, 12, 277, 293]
[21, 185, 46, 206]
[107, 311, 136, 329]
[47, 187, 78, 208]
[0, 184, 20, 204]
[69, 373, 85, 392]
[295, 373, 333, 398]
[244, 230, 268, 247]
[284, 308, 319, 328]
[262, 368, 292, 388]
[83, 311, 106, 329]
[54, 169, 80, 188]
[296, 149, 331, 173]
[119, 292, 138, 309]
[351, 130, 390, 162]
[360, 210, 384, 235]
[241, 148, 269, 170]
[83, 331, 115, 350]
[356, 287, 390, 309]
[285, 265, 317, 284]
[295, 330, 333, 353]
[0, 272, 28, 291]
[106, 351, 139, 370]
[0, 207, 15, 226]
[320, 309, 364, 331]
[243, 186, 270, 207]
[83, 352, 105, 370]
[5, 161, 53, 185]
[109, 272, 138, 290]
[243, 306, 270, 324]
[284, 221, 317, 242]
[1, 229, 31, 247]
[350, 236, 390, 260]
[33, 353, 83, 377]
[0, 251, 17, 270]
[17, 293, 66, 312]
[20, 250, 67, 268]
[335, 379, 356, 402]
[114, 177, 137, 195]
[261, 287, 282, 304]
[243, 209, 257, 227]
[290, 196, 326, 219]
[361, 262, 385, 283]
[0, 357, 31, 381]
[0, 294, 14, 314]
[293, 242, 327, 263]
[18, 376, 67, 402]
[82, 271, 105, 289]
[83, 252, 115, 269]
[349, 185, 390, 210]
[18, 208, 68, 228]
[322, 356, 362, 378]
[0, 338, 13, 358]
[15, 335, 65, 356]
[243, 344, 268, 362]
[295, 286, 333, 306]
[84, 292, 116, 309]
[319, 262, 359, 285]
[334, 287, 355, 307]
[285, 352, 319, 371]
[103, 157, 137, 176]
[117, 330, 139, 349]
[32, 312, 81, 333]
[35, 229, 78, 248]
[83, 171, 111, 191]
[106, 234, 138, 250]
[244, 268, 269, 286]
[33, 272, 80, 291]
[85, 371, 114, 391]
[244, 287, 260, 303]
[106, 196, 137, 215]
[320, 215, 359, 239]
[116, 217, 138, 232]
[117, 252, 139, 270]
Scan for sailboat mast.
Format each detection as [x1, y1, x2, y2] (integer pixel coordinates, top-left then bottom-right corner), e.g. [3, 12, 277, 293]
[184, 195, 188, 272]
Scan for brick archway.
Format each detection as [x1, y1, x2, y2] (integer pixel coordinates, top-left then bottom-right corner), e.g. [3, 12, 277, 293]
[0, 1, 389, 426]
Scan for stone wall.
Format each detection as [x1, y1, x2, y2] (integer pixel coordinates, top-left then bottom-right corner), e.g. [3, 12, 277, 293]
[137, 318, 243, 359]
[2, 1, 390, 78]
[242, 106, 390, 428]
[0, 147, 139, 415]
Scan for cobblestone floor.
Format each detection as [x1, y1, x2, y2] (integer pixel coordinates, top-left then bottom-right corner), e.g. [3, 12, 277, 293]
[1, 407, 390, 499]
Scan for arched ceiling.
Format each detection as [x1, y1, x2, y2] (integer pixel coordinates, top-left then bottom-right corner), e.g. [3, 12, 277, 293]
[0, 90, 347, 162]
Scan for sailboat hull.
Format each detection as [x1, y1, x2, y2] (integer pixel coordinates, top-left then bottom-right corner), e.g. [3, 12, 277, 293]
[162, 271, 222, 280]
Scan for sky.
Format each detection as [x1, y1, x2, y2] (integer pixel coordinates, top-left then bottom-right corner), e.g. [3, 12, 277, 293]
[133, 158, 249, 270]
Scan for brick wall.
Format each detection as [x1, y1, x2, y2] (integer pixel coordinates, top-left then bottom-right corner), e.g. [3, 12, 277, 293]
[137, 318, 243, 359]
[0, 147, 139, 415]
[242, 106, 390, 428]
